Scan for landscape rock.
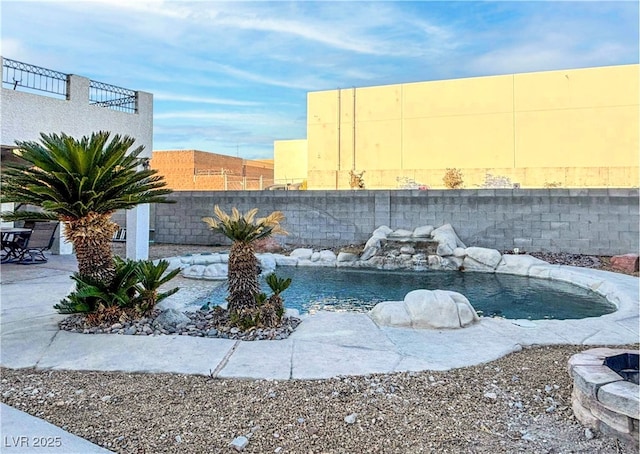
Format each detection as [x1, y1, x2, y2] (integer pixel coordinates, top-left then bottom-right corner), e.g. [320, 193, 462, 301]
[296, 259, 334, 268]
[337, 252, 359, 262]
[432, 224, 465, 256]
[344, 413, 358, 424]
[453, 247, 467, 258]
[258, 254, 277, 273]
[610, 254, 639, 273]
[412, 225, 434, 237]
[369, 301, 412, 327]
[495, 255, 548, 275]
[153, 309, 190, 329]
[462, 256, 496, 272]
[230, 436, 249, 452]
[319, 250, 337, 262]
[465, 247, 503, 269]
[203, 263, 228, 280]
[182, 265, 205, 279]
[369, 290, 479, 329]
[372, 225, 393, 237]
[164, 257, 185, 271]
[400, 245, 415, 254]
[388, 229, 413, 238]
[190, 254, 221, 265]
[427, 255, 444, 269]
[290, 248, 313, 260]
[363, 256, 384, 268]
[360, 246, 379, 261]
[441, 256, 464, 270]
[273, 255, 298, 267]
[364, 236, 382, 250]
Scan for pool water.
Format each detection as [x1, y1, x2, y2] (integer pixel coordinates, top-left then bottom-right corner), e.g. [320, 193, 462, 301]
[194, 267, 617, 320]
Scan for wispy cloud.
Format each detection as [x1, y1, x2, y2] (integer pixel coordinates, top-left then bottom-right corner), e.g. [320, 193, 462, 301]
[2, 1, 636, 159]
[462, 2, 638, 76]
[153, 92, 262, 107]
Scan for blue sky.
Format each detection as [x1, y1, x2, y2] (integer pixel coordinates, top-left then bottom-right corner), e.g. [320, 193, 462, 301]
[1, 1, 638, 160]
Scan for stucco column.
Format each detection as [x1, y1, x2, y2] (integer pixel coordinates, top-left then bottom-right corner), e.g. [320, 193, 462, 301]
[68, 75, 90, 106]
[126, 204, 150, 260]
[52, 223, 73, 255]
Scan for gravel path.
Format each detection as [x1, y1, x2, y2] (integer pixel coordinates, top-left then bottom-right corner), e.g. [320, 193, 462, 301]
[1, 243, 637, 453]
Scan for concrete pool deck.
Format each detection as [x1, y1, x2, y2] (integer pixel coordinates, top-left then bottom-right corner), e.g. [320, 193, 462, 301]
[1, 254, 638, 452]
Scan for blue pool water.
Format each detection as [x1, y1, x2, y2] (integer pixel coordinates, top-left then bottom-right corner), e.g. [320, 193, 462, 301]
[195, 267, 617, 320]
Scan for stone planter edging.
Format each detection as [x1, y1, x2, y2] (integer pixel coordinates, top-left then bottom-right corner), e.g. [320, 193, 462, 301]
[568, 348, 639, 449]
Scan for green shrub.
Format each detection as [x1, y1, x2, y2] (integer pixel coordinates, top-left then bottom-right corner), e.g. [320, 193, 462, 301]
[54, 257, 140, 314]
[55, 258, 180, 319]
[133, 259, 180, 315]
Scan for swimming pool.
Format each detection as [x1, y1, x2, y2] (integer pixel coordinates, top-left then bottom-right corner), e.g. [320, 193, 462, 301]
[194, 267, 617, 320]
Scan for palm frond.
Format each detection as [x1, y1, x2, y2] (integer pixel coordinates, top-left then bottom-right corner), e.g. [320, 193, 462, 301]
[1, 131, 174, 219]
[231, 207, 241, 222]
[243, 208, 259, 224]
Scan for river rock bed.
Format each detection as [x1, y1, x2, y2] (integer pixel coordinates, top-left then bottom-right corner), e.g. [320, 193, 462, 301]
[58, 309, 302, 341]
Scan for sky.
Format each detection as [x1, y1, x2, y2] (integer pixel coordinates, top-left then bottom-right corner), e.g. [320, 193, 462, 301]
[1, 1, 638, 160]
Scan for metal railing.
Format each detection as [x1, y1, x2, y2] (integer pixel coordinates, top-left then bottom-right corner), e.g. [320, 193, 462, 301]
[2, 57, 68, 98]
[89, 80, 137, 113]
[2, 57, 139, 113]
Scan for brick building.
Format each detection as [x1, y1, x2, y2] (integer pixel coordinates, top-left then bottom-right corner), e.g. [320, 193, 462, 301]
[151, 150, 274, 191]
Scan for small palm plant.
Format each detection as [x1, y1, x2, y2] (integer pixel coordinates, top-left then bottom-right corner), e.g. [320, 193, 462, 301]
[133, 260, 180, 315]
[260, 273, 292, 327]
[0, 131, 172, 285]
[54, 257, 180, 324]
[202, 205, 287, 328]
[55, 257, 141, 324]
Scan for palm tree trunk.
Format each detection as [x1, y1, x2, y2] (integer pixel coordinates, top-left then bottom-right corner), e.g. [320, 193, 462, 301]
[227, 241, 260, 321]
[63, 212, 118, 284]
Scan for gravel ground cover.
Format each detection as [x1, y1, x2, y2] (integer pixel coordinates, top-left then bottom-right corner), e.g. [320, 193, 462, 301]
[1, 243, 638, 453]
[2, 345, 637, 453]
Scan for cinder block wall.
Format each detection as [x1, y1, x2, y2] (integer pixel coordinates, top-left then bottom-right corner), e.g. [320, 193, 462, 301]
[153, 189, 639, 256]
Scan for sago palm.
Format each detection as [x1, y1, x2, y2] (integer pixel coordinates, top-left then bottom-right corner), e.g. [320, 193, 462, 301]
[202, 205, 287, 327]
[0, 131, 172, 284]
[261, 273, 292, 327]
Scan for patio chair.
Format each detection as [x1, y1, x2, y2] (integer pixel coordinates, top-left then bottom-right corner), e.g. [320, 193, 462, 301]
[14, 221, 58, 264]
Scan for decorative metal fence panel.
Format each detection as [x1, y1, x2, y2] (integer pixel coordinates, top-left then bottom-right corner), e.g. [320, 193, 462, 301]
[89, 80, 137, 113]
[2, 57, 68, 98]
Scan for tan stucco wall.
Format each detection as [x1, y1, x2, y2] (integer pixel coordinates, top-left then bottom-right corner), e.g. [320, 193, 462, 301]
[273, 139, 308, 184]
[296, 64, 639, 189]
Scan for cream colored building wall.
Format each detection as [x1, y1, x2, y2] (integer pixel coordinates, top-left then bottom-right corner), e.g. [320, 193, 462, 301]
[274, 139, 308, 184]
[303, 64, 639, 189]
